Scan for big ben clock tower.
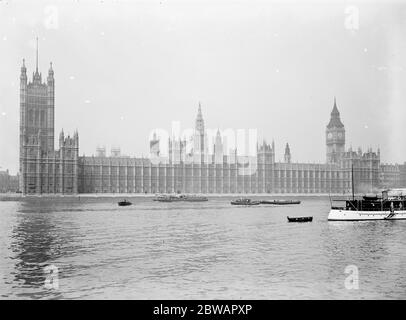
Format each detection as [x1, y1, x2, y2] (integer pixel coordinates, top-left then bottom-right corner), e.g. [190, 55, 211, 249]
[326, 97, 345, 164]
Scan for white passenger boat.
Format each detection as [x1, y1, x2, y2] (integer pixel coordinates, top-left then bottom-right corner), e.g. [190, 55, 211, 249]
[328, 192, 406, 221]
[328, 163, 406, 221]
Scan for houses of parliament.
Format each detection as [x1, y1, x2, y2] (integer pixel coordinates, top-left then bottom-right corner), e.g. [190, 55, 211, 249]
[19, 49, 406, 195]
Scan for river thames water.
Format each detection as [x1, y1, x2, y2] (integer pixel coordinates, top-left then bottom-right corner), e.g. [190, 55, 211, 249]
[0, 196, 405, 299]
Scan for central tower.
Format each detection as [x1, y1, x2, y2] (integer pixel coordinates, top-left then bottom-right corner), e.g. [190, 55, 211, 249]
[194, 102, 206, 162]
[326, 97, 345, 164]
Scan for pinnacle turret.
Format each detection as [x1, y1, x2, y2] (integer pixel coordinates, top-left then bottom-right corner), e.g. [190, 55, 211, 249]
[20, 59, 27, 82]
[21, 58, 26, 73]
[48, 62, 54, 75]
[284, 143, 291, 163]
[47, 62, 54, 84]
[195, 102, 205, 132]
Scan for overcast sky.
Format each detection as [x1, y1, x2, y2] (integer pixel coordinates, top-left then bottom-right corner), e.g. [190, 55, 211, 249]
[1, 0, 405, 174]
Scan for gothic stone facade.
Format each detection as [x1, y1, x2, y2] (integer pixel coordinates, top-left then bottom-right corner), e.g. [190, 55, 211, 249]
[20, 59, 401, 195]
[19, 54, 79, 195]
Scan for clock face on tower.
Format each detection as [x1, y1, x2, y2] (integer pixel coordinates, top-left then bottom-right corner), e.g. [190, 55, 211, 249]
[327, 132, 333, 139]
[338, 132, 343, 138]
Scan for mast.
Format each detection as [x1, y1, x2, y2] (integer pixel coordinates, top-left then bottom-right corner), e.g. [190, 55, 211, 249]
[36, 37, 39, 73]
[351, 162, 355, 201]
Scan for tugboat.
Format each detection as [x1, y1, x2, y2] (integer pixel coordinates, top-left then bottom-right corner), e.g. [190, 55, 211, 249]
[261, 199, 301, 205]
[328, 165, 406, 221]
[231, 198, 261, 206]
[118, 199, 132, 206]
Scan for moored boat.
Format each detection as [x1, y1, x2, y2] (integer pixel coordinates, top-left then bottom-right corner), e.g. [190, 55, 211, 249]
[261, 199, 301, 205]
[153, 195, 179, 202]
[182, 195, 208, 202]
[118, 199, 132, 206]
[328, 164, 406, 221]
[231, 198, 261, 205]
[287, 216, 313, 222]
[328, 191, 406, 221]
[153, 194, 208, 202]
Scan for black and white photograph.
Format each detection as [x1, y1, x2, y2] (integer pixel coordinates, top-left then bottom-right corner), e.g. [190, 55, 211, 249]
[1, 0, 406, 305]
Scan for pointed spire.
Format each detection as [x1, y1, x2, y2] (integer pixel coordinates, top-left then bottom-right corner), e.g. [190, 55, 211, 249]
[332, 96, 339, 115]
[284, 142, 291, 163]
[48, 61, 54, 79]
[32, 37, 42, 84]
[285, 143, 291, 155]
[215, 128, 222, 148]
[20, 58, 27, 78]
[327, 96, 344, 128]
[196, 102, 203, 120]
[195, 101, 204, 132]
[198, 102, 202, 117]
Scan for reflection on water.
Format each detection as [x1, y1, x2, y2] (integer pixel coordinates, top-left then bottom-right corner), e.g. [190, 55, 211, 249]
[8, 200, 78, 299]
[0, 196, 405, 299]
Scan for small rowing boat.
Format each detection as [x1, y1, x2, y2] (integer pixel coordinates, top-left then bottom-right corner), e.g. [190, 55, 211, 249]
[287, 216, 313, 222]
[118, 200, 132, 206]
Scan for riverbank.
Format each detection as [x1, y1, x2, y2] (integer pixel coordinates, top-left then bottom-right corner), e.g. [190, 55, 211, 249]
[0, 192, 353, 201]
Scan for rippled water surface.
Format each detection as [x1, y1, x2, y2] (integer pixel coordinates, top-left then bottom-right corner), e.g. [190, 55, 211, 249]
[1, 196, 405, 299]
